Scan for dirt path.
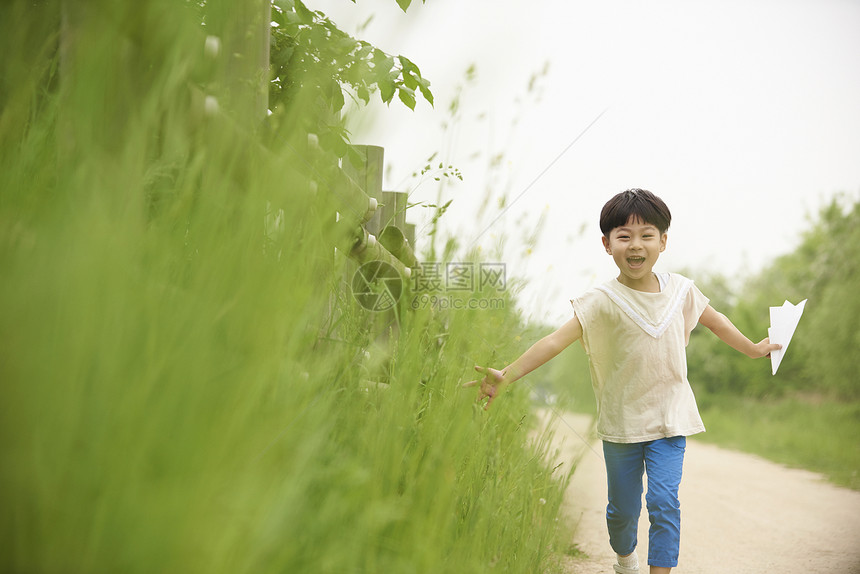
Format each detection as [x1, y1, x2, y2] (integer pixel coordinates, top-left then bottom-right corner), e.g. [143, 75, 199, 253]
[537, 409, 860, 573]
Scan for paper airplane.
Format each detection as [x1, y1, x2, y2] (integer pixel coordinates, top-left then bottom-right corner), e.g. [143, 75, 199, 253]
[768, 299, 807, 375]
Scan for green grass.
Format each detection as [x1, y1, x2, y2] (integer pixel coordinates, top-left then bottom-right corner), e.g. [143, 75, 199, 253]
[0, 4, 571, 572]
[695, 394, 860, 490]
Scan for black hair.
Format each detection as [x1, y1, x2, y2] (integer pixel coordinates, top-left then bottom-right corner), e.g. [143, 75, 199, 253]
[599, 188, 671, 236]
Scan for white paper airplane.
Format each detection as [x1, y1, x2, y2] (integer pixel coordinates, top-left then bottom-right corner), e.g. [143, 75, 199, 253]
[768, 299, 807, 375]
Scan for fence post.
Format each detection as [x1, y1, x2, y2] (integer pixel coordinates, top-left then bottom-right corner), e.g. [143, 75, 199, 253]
[343, 145, 385, 235]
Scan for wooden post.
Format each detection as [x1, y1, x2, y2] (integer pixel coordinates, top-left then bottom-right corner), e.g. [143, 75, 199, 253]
[404, 223, 416, 248]
[378, 225, 418, 269]
[381, 191, 408, 230]
[205, 0, 270, 126]
[343, 145, 385, 235]
[328, 168, 378, 225]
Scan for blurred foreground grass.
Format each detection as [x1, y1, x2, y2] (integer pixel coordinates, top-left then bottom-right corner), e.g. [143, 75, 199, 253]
[0, 3, 569, 572]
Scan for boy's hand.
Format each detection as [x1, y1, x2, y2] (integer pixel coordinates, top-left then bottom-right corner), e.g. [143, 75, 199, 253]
[751, 337, 782, 359]
[463, 366, 507, 410]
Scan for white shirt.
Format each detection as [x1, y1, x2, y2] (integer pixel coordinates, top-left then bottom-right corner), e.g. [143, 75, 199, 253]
[570, 273, 710, 443]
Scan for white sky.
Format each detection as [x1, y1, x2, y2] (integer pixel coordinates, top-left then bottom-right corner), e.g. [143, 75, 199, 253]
[312, 0, 860, 324]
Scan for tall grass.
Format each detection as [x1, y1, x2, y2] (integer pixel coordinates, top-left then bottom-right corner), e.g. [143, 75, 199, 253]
[0, 4, 568, 572]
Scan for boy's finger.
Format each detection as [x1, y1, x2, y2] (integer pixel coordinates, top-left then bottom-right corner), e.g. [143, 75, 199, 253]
[483, 394, 496, 410]
[462, 380, 477, 388]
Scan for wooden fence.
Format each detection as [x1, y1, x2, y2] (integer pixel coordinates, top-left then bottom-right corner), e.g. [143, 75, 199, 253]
[341, 144, 418, 275]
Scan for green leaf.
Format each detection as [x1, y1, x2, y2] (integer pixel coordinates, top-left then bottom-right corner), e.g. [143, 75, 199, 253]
[294, 0, 314, 24]
[371, 49, 390, 66]
[418, 81, 433, 107]
[379, 79, 396, 104]
[346, 145, 365, 169]
[271, 6, 287, 27]
[398, 55, 419, 74]
[396, 0, 412, 12]
[336, 37, 356, 54]
[372, 52, 396, 82]
[331, 86, 345, 112]
[402, 70, 418, 90]
[398, 87, 416, 110]
[355, 42, 373, 60]
[357, 84, 370, 104]
[320, 122, 352, 157]
[333, 134, 348, 158]
[283, 10, 303, 25]
[271, 45, 294, 68]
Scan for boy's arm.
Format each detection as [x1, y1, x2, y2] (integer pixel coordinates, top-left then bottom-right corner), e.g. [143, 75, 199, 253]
[698, 305, 781, 358]
[464, 314, 583, 409]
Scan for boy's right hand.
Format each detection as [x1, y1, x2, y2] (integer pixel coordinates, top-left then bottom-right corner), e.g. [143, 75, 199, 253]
[463, 366, 506, 410]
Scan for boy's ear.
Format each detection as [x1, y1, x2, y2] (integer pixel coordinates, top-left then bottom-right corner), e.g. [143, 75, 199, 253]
[659, 232, 668, 252]
[602, 235, 611, 254]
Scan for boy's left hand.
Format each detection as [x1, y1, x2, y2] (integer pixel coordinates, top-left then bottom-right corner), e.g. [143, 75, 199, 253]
[751, 337, 782, 359]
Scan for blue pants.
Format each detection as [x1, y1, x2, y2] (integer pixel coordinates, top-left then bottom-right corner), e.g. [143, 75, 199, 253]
[603, 436, 686, 568]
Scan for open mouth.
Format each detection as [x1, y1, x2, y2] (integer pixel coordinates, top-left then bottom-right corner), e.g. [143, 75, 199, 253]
[627, 256, 646, 268]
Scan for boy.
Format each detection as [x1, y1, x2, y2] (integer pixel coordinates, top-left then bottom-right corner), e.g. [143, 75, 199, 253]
[465, 189, 779, 574]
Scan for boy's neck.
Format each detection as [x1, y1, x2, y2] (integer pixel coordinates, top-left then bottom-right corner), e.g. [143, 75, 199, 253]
[616, 272, 661, 293]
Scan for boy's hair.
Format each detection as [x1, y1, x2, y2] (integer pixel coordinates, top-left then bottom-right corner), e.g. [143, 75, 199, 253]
[599, 188, 671, 236]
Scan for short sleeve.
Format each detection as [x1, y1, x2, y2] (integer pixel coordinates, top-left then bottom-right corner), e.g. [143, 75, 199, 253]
[570, 289, 601, 331]
[682, 282, 710, 345]
[570, 288, 605, 352]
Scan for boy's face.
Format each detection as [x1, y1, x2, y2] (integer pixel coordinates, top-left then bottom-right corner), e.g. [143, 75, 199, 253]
[601, 216, 667, 291]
